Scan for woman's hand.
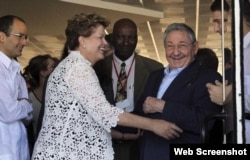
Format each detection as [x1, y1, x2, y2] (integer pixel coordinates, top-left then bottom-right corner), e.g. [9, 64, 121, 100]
[152, 119, 183, 140]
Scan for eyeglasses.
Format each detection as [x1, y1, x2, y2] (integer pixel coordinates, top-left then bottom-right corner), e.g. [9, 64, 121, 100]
[10, 33, 29, 41]
[165, 43, 193, 52]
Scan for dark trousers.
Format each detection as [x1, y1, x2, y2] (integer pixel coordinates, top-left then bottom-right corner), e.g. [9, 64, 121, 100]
[112, 139, 140, 160]
[226, 131, 234, 143]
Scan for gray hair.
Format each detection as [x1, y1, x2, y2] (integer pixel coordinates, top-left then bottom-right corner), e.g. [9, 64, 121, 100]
[163, 23, 197, 48]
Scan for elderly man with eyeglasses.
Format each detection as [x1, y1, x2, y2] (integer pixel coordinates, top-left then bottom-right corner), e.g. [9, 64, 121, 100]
[134, 23, 223, 160]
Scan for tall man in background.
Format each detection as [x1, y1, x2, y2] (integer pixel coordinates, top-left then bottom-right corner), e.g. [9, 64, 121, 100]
[94, 18, 163, 160]
[206, 0, 234, 143]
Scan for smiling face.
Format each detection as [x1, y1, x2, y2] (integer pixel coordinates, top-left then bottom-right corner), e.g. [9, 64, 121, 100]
[164, 30, 198, 70]
[80, 25, 107, 65]
[0, 18, 28, 59]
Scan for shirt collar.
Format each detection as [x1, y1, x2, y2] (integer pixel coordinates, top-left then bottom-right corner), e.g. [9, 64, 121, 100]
[0, 51, 20, 73]
[164, 65, 185, 76]
[164, 58, 195, 76]
[113, 53, 135, 66]
[70, 50, 92, 66]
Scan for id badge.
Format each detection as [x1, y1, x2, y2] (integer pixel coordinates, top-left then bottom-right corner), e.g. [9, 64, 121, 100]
[116, 99, 130, 110]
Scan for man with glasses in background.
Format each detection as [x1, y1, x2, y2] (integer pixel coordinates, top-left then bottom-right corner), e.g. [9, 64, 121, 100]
[0, 15, 33, 160]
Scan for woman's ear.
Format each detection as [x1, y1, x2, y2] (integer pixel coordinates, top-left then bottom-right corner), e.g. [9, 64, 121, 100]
[78, 36, 86, 48]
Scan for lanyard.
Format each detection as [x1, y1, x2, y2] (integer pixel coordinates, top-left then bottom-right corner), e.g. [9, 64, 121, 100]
[113, 56, 135, 89]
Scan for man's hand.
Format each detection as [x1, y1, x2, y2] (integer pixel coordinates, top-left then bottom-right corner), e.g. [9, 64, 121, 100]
[111, 129, 142, 140]
[122, 129, 142, 140]
[143, 96, 165, 114]
[206, 80, 232, 105]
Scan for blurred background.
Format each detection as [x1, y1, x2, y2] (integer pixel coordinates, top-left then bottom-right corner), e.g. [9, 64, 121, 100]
[0, 0, 231, 72]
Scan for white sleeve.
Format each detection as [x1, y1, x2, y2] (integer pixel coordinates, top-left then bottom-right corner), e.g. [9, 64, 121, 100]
[0, 73, 33, 123]
[244, 75, 250, 113]
[66, 63, 123, 132]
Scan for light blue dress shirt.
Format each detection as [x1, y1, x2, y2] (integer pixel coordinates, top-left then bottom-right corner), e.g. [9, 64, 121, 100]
[157, 65, 185, 99]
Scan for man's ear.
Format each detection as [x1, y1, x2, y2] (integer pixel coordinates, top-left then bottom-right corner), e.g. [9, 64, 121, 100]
[193, 41, 199, 55]
[0, 31, 7, 43]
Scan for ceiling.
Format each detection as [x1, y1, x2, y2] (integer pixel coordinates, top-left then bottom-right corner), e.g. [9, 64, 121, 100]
[0, 0, 232, 72]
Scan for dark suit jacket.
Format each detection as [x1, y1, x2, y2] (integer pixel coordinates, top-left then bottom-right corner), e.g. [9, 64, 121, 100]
[94, 54, 163, 133]
[134, 59, 222, 160]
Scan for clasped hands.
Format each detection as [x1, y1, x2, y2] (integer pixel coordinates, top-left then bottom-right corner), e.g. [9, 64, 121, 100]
[143, 96, 165, 114]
